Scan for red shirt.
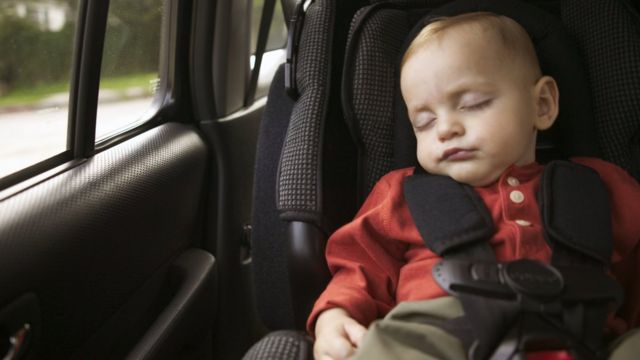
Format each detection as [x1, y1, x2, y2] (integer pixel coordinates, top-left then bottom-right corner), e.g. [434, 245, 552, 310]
[307, 158, 640, 336]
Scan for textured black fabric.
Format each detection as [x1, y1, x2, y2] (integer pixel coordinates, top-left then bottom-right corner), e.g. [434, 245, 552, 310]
[278, 0, 334, 217]
[539, 161, 613, 265]
[243, 330, 313, 360]
[252, 65, 296, 330]
[404, 170, 495, 256]
[561, 0, 640, 180]
[343, 7, 410, 196]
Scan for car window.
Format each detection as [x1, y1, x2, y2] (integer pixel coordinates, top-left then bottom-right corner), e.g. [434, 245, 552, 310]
[0, 0, 167, 182]
[250, 0, 287, 99]
[0, 0, 78, 179]
[95, 0, 163, 141]
[250, 0, 288, 54]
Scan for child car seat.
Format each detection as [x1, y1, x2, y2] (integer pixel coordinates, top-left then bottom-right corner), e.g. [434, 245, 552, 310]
[247, 0, 640, 358]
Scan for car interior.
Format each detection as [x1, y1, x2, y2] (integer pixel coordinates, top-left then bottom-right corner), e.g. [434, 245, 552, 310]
[0, 0, 638, 359]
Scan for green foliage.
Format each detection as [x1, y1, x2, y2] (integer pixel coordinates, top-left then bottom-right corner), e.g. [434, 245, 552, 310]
[101, 0, 162, 77]
[0, 12, 74, 95]
[0, 0, 161, 98]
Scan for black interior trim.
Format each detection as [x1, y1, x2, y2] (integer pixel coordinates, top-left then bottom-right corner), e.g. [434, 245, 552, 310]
[190, 0, 217, 121]
[125, 249, 217, 360]
[0, 152, 75, 194]
[68, 0, 110, 158]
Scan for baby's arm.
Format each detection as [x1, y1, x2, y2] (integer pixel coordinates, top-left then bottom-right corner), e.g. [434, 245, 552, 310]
[308, 169, 413, 358]
[313, 307, 368, 360]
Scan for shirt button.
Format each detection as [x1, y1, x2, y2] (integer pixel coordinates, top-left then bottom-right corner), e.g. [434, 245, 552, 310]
[509, 190, 525, 203]
[515, 219, 531, 226]
[507, 177, 520, 186]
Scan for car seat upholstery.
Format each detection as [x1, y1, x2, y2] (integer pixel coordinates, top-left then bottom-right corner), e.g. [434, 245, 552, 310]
[252, 0, 364, 332]
[247, 0, 640, 357]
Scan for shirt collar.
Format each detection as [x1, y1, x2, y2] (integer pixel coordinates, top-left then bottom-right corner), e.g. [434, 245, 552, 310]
[476, 162, 543, 190]
[499, 162, 543, 183]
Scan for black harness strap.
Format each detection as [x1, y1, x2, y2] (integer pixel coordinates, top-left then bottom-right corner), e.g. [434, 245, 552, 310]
[540, 162, 618, 351]
[540, 161, 613, 266]
[403, 167, 495, 257]
[404, 167, 519, 358]
[403, 161, 623, 360]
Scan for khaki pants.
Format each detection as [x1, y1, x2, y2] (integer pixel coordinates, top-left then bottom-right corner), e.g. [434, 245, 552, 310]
[350, 297, 640, 360]
[351, 297, 466, 360]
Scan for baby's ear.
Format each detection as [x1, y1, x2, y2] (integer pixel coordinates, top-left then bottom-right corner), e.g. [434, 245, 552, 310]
[533, 76, 559, 130]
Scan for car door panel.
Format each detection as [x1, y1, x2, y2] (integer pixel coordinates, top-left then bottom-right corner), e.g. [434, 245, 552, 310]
[0, 122, 213, 359]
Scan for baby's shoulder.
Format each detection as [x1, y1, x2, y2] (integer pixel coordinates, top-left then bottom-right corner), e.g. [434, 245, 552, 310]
[569, 157, 638, 188]
[378, 167, 415, 183]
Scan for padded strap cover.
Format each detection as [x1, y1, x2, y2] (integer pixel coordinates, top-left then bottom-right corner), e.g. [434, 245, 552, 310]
[404, 169, 495, 256]
[539, 161, 613, 265]
[277, 0, 335, 221]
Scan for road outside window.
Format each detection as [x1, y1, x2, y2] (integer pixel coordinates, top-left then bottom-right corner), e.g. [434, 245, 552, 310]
[0, 0, 78, 179]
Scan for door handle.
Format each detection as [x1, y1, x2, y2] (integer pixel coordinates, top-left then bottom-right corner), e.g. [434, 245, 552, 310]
[2, 323, 31, 360]
[0, 293, 39, 360]
[125, 249, 216, 360]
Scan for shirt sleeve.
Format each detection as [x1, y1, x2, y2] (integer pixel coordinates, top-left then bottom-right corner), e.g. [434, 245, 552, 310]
[572, 157, 640, 330]
[306, 169, 411, 335]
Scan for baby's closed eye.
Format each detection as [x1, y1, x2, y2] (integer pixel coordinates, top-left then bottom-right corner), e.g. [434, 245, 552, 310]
[413, 112, 437, 129]
[458, 93, 493, 111]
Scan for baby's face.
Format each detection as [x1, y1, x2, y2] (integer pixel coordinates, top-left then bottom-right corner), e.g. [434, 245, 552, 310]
[401, 28, 547, 186]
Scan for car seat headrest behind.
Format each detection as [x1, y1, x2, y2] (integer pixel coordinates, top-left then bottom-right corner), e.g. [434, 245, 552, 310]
[393, 0, 601, 170]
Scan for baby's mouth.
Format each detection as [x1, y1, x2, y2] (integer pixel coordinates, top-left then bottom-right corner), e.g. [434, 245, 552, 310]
[441, 148, 475, 161]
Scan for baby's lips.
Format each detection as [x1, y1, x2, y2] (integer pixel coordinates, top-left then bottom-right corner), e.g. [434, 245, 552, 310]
[441, 147, 475, 161]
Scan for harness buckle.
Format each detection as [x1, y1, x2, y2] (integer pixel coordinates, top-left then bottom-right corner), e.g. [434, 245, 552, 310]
[502, 259, 564, 299]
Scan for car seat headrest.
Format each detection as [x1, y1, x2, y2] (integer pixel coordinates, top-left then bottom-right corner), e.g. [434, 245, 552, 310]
[394, 0, 601, 169]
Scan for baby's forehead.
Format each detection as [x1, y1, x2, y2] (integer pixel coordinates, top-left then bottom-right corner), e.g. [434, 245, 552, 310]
[410, 25, 513, 71]
[430, 24, 509, 52]
[406, 15, 540, 80]
[435, 19, 518, 52]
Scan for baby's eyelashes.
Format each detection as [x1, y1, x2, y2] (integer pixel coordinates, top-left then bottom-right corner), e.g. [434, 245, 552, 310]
[457, 93, 493, 111]
[410, 93, 493, 130]
[413, 112, 436, 130]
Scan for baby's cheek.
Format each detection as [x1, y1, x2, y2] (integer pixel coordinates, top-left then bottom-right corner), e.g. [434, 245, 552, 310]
[416, 146, 434, 170]
[418, 157, 440, 175]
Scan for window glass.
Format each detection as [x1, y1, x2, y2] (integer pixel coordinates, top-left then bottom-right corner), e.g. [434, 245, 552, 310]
[250, 0, 288, 54]
[0, 0, 78, 179]
[95, 0, 163, 141]
[250, 0, 287, 99]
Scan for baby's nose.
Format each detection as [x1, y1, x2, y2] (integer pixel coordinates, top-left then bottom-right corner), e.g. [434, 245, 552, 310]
[436, 114, 464, 141]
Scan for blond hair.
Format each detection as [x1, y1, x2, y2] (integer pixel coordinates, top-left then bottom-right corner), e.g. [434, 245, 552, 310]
[401, 12, 541, 80]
